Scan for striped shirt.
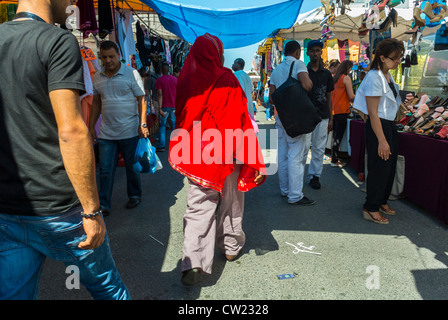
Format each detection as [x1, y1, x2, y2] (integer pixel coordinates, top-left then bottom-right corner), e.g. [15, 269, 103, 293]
[93, 63, 145, 139]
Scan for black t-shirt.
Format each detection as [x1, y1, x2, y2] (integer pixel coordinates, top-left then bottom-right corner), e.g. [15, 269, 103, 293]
[0, 20, 86, 216]
[307, 63, 335, 119]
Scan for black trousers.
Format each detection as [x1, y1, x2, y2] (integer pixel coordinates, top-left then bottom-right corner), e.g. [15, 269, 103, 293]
[364, 118, 399, 212]
[331, 113, 349, 163]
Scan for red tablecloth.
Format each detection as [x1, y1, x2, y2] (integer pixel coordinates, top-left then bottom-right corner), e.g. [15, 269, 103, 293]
[349, 120, 448, 224]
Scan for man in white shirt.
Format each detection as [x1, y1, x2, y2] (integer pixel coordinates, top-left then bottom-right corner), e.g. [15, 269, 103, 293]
[232, 58, 254, 118]
[269, 41, 316, 206]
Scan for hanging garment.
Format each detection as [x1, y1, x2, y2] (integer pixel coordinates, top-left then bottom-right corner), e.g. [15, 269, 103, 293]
[327, 38, 339, 62]
[338, 39, 346, 61]
[77, 0, 98, 38]
[136, 21, 151, 67]
[149, 36, 164, 54]
[98, 0, 114, 39]
[165, 40, 171, 64]
[7, 4, 18, 21]
[116, 9, 136, 67]
[303, 39, 311, 65]
[80, 48, 100, 124]
[0, 4, 8, 23]
[348, 40, 359, 62]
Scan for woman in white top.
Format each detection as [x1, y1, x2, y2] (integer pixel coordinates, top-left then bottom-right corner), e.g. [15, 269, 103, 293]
[353, 38, 404, 225]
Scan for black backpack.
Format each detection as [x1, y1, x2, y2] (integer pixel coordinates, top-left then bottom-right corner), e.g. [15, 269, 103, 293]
[271, 61, 321, 137]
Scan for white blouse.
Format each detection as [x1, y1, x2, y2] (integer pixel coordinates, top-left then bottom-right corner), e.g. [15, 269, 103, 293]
[353, 70, 401, 121]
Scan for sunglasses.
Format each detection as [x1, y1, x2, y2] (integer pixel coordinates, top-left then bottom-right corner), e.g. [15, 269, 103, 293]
[386, 55, 404, 62]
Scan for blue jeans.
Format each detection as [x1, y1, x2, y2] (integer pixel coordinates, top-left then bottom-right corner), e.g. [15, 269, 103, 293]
[98, 136, 141, 211]
[0, 206, 130, 300]
[158, 107, 176, 148]
[266, 103, 274, 120]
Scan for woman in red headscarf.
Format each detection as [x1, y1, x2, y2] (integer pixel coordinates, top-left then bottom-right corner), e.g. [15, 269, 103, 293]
[169, 33, 266, 285]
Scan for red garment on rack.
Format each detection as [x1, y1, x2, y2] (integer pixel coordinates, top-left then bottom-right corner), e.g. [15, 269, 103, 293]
[77, 0, 98, 38]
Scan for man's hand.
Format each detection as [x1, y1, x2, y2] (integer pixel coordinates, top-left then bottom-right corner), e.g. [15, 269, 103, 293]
[254, 170, 265, 184]
[79, 215, 106, 249]
[139, 125, 149, 138]
[89, 126, 97, 142]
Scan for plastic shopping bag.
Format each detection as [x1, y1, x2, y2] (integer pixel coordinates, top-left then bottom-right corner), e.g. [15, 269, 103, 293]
[133, 138, 163, 174]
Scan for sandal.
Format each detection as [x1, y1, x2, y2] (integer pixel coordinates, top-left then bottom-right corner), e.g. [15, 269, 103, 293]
[363, 209, 389, 224]
[380, 204, 396, 215]
[435, 125, 448, 139]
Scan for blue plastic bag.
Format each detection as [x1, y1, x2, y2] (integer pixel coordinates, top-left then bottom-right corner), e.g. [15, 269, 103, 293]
[133, 138, 163, 174]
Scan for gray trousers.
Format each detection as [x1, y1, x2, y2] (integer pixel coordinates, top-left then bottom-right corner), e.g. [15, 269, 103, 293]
[182, 164, 245, 274]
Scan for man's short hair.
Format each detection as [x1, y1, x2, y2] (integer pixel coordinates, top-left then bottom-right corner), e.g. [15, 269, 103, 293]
[234, 58, 245, 69]
[284, 41, 301, 56]
[100, 41, 120, 54]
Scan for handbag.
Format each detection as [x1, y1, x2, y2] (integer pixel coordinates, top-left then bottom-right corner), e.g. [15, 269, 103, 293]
[271, 61, 321, 137]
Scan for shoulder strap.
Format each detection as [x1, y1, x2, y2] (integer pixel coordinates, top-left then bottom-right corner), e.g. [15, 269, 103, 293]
[288, 61, 295, 78]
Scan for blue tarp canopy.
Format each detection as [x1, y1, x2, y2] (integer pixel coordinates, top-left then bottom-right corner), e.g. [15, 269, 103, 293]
[139, 0, 305, 48]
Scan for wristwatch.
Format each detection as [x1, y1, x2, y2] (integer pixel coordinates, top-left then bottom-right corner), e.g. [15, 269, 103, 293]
[141, 123, 147, 128]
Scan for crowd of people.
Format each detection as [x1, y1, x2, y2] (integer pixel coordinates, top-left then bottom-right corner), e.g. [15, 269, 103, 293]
[0, 0, 404, 299]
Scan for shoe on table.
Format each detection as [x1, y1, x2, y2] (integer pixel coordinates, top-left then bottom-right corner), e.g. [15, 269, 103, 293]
[182, 268, 199, 286]
[126, 198, 141, 209]
[288, 196, 316, 206]
[309, 176, 321, 189]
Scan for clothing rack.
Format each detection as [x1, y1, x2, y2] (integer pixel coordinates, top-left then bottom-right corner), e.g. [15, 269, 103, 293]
[116, 0, 165, 41]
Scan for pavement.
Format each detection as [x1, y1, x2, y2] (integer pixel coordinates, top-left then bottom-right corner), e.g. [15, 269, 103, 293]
[38, 107, 448, 301]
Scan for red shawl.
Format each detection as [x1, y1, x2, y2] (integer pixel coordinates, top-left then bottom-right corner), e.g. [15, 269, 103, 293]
[168, 34, 266, 193]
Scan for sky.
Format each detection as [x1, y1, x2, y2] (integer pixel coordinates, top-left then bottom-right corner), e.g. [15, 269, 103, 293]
[223, 0, 321, 71]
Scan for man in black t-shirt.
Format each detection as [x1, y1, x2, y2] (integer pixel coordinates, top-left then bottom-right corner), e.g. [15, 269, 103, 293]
[0, 0, 129, 300]
[303, 40, 335, 190]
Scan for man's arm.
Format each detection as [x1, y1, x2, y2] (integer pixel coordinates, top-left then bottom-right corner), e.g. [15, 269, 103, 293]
[137, 95, 149, 138]
[88, 94, 102, 142]
[297, 72, 313, 92]
[269, 84, 276, 104]
[157, 89, 165, 117]
[50, 89, 105, 250]
[326, 92, 333, 131]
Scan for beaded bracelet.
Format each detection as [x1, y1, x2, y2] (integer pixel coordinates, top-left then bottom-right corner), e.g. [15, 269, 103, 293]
[81, 209, 102, 218]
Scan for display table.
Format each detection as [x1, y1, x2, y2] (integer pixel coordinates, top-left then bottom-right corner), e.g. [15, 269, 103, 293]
[349, 120, 448, 225]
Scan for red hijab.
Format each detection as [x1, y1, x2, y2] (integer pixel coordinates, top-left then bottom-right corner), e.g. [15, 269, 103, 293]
[169, 33, 266, 193]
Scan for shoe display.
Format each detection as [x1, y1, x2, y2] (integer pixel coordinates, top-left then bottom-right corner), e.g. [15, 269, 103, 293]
[376, 8, 397, 33]
[435, 125, 448, 139]
[399, 93, 448, 138]
[422, 1, 436, 19]
[321, 0, 331, 15]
